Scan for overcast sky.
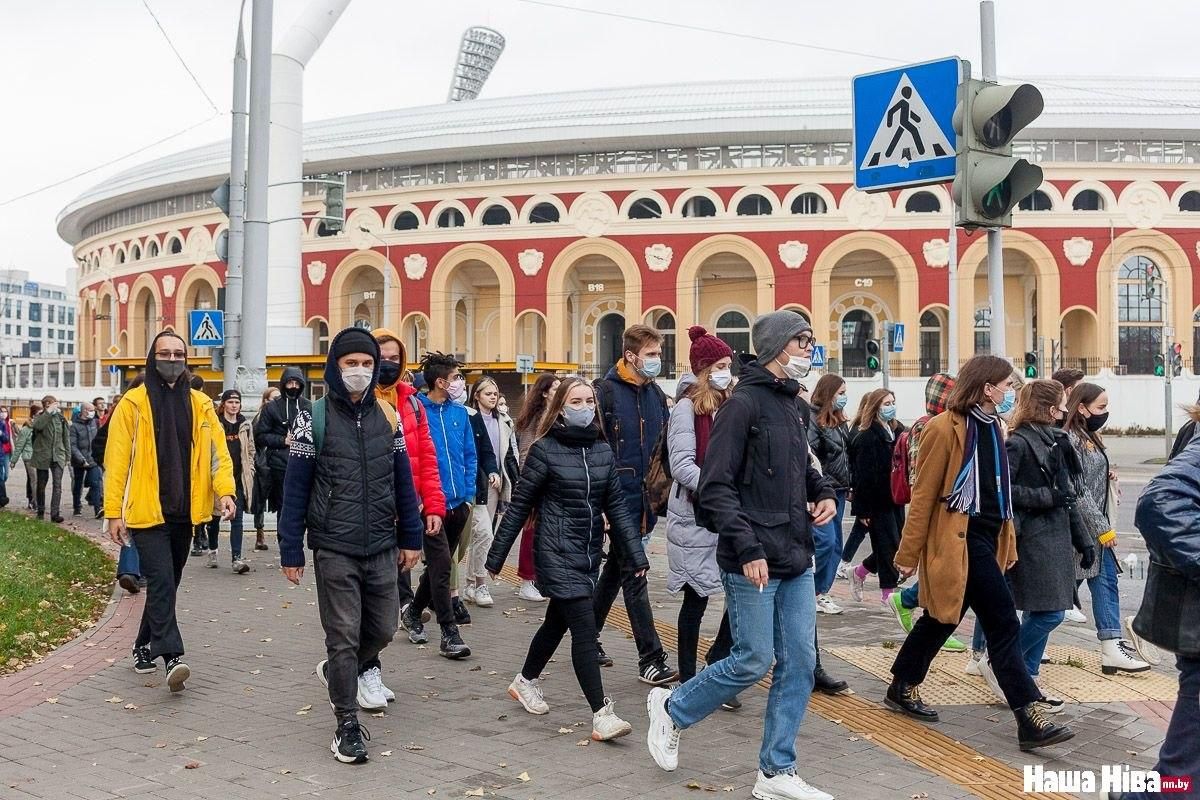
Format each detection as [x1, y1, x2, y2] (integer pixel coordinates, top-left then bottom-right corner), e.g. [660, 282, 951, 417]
[2, 0, 1197, 287]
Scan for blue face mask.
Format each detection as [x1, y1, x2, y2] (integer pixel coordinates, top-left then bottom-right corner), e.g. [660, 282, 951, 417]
[834, 394, 849, 410]
[635, 357, 662, 380]
[996, 387, 1017, 415]
[880, 405, 897, 422]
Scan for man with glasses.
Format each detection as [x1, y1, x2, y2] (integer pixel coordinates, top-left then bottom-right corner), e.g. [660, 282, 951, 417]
[104, 331, 236, 692]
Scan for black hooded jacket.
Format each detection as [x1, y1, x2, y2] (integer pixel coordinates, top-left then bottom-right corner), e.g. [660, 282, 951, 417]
[695, 359, 835, 579]
[255, 365, 311, 476]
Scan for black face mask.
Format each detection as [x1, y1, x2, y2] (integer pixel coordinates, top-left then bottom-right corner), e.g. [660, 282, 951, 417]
[155, 360, 186, 385]
[378, 361, 401, 388]
[283, 385, 302, 399]
[1085, 411, 1109, 432]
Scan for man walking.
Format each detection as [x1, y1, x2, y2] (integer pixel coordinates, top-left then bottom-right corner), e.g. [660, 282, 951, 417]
[277, 327, 424, 764]
[105, 331, 236, 692]
[593, 324, 676, 684]
[646, 310, 838, 800]
[31, 395, 70, 523]
[255, 366, 311, 517]
[69, 401, 103, 518]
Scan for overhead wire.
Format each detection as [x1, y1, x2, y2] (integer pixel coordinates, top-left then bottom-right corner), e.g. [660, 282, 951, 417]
[139, 0, 221, 113]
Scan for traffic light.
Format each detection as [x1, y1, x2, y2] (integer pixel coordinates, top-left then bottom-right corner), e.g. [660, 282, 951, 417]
[1154, 354, 1166, 378]
[865, 339, 882, 375]
[323, 178, 346, 233]
[952, 77, 1044, 229]
[1023, 351, 1038, 379]
[1171, 342, 1184, 377]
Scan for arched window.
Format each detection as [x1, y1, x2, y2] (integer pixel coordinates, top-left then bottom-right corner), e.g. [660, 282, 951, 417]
[130, 244, 141, 261]
[1018, 190, 1053, 211]
[1179, 191, 1200, 212]
[628, 198, 662, 219]
[1118, 255, 1164, 374]
[682, 196, 716, 218]
[735, 194, 773, 216]
[309, 319, 329, 356]
[529, 202, 560, 223]
[715, 310, 752, 358]
[1193, 309, 1200, 374]
[790, 193, 827, 214]
[651, 311, 677, 378]
[316, 221, 339, 237]
[116, 249, 126, 265]
[392, 211, 419, 231]
[1072, 189, 1105, 211]
[480, 205, 511, 226]
[168, 237, 183, 254]
[974, 306, 992, 354]
[437, 208, 466, 228]
[919, 310, 944, 376]
[147, 241, 159, 258]
[904, 192, 941, 213]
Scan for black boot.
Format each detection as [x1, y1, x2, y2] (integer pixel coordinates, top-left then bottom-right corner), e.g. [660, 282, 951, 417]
[813, 632, 848, 695]
[884, 679, 939, 721]
[1014, 703, 1074, 752]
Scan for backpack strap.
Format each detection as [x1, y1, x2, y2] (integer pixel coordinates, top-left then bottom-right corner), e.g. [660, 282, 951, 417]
[594, 379, 616, 439]
[312, 398, 326, 455]
[376, 397, 399, 433]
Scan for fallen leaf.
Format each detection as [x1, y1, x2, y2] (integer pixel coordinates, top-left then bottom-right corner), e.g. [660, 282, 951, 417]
[250, 670, 261, 675]
[46, 698, 59, 704]
[196, 736, 209, 741]
[84, 642, 96, 648]
[464, 789, 485, 798]
[424, 675, 435, 680]
[557, 727, 572, 734]
[371, 712, 385, 718]
[61, 664, 75, 670]
[184, 761, 201, 770]
[972, 756, 985, 762]
[497, 714, 508, 721]
[723, 788, 735, 793]
[575, 739, 590, 747]
[154, 743, 167, 749]
[517, 771, 530, 783]
[260, 638, 272, 643]
[487, 670, 497, 676]
[910, 794, 930, 799]
[404, 743, 425, 751]
[468, 665, 481, 672]
[280, 769, 291, 774]
[848, 736, 859, 742]
[427, 791, 436, 796]
[105, 696, 123, 703]
[379, 750, 393, 757]
[32, 682, 42, 686]
[497, 762, 507, 768]
[298, 704, 312, 712]
[123, 703, 138, 710]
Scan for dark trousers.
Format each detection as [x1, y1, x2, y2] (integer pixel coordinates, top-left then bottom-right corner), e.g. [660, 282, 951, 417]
[25, 463, 35, 506]
[522, 596, 605, 712]
[705, 609, 733, 666]
[35, 464, 64, 518]
[71, 464, 102, 513]
[841, 517, 869, 563]
[593, 540, 665, 669]
[891, 529, 1041, 709]
[132, 521, 194, 660]
[677, 584, 710, 682]
[862, 506, 903, 590]
[411, 503, 470, 626]
[313, 548, 400, 721]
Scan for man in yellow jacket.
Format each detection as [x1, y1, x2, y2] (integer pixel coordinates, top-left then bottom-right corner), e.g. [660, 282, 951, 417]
[105, 331, 236, 692]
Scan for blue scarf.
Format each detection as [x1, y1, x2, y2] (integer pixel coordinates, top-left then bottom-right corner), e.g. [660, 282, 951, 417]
[945, 406, 1012, 519]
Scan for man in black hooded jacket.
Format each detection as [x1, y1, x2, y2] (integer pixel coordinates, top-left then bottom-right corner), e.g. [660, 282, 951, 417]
[255, 365, 311, 514]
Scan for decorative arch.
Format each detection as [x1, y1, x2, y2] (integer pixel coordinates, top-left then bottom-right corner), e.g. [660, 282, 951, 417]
[728, 185, 782, 216]
[174, 264, 223, 344]
[429, 243, 517, 361]
[127, 273, 164, 356]
[810, 231, 920, 345]
[618, 190, 672, 220]
[1168, 182, 1200, 211]
[474, 197, 519, 226]
[673, 187, 726, 218]
[399, 312, 431, 366]
[1064, 180, 1117, 212]
[163, 231, 185, 256]
[78, 296, 96, 362]
[327, 249, 403, 333]
[114, 244, 127, 266]
[384, 202, 426, 230]
[519, 194, 568, 224]
[781, 184, 837, 214]
[545, 238, 643, 361]
[676, 234, 775, 330]
[514, 310, 548, 361]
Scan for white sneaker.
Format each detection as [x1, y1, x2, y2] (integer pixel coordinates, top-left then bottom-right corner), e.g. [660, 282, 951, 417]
[206, 550, 218, 568]
[849, 567, 865, 602]
[463, 585, 476, 605]
[474, 584, 494, 608]
[1122, 615, 1162, 666]
[1064, 607, 1087, 624]
[964, 650, 983, 676]
[977, 653, 1006, 704]
[231, 558, 249, 574]
[815, 594, 843, 615]
[835, 561, 850, 580]
[591, 697, 633, 741]
[752, 770, 834, 800]
[645, 687, 679, 771]
[1100, 639, 1151, 675]
[518, 580, 547, 603]
[507, 674, 549, 715]
[357, 667, 388, 710]
[1033, 681, 1065, 715]
[379, 674, 396, 702]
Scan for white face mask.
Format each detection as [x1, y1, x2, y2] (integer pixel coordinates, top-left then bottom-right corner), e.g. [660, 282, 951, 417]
[341, 366, 372, 394]
[709, 369, 733, 390]
[777, 353, 811, 380]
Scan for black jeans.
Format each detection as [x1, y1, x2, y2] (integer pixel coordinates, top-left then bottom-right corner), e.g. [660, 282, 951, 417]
[841, 517, 868, 562]
[861, 505, 903, 590]
[705, 609, 733, 666]
[890, 527, 1041, 710]
[132, 521, 194, 660]
[411, 503, 470, 626]
[593, 540, 665, 669]
[523, 596, 605, 712]
[36, 464, 64, 518]
[677, 584, 710, 682]
[313, 547, 400, 721]
[71, 464, 102, 513]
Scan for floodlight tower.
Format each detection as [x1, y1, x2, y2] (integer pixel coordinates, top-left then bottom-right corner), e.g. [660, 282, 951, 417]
[447, 26, 505, 102]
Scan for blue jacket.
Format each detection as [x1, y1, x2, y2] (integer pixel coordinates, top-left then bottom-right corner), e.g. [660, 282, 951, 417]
[418, 394, 478, 511]
[595, 366, 669, 532]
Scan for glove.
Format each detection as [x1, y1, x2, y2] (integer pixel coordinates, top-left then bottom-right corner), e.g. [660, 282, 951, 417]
[1078, 545, 1096, 572]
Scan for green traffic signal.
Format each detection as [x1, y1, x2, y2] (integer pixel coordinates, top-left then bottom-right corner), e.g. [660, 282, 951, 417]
[983, 181, 1011, 218]
[866, 356, 880, 372]
[1154, 355, 1166, 377]
[1024, 365, 1037, 379]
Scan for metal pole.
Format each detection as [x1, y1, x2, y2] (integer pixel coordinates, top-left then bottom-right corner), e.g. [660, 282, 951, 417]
[241, 0, 272, 390]
[980, 0, 1006, 358]
[947, 211, 959, 372]
[881, 321, 891, 390]
[1163, 278, 1173, 458]
[224, 5, 249, 392]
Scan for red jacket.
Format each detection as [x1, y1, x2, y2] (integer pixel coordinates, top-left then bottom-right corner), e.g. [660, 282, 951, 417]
[386, 381, 446, 519]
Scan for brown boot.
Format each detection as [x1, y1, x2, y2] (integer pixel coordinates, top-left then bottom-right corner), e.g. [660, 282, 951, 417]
[255, 529, 269, 551]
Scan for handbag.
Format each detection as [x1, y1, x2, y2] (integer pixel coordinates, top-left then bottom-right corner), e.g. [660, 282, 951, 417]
[645, 427, 673, 517]
[1134, 560, 1200, 658]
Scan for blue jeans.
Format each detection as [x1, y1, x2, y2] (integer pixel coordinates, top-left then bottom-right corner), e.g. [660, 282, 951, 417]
[1119, 655, 1200, 800]
[0, 453, 9, 483]
[1084, 548, 1122, 641]
[900, 582, 920, 609]
[972, 624, 987, 653]
[668, 570, 817, 774]
[810, 490, 846, 595]
[1019, 610, 1065, 677]
[117, 543, 141, 578]
[204, 500, 246, 560]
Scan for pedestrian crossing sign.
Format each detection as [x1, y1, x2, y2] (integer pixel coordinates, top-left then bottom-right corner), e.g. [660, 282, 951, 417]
[853, 57, 961, 192]
[811, 344, 826, 369]
[188, 309, 224, 347]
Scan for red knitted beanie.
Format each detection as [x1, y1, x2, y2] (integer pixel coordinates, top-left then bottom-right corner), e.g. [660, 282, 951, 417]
[688, 325, 734, 374]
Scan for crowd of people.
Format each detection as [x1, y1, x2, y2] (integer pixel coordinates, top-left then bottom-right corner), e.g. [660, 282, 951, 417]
[3, 308, 1196, 800]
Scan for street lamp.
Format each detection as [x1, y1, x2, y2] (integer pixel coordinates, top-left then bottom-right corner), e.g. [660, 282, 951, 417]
[447, 26, 505, 102]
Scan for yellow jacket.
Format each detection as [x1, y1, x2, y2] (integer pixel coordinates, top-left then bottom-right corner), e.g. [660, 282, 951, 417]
[103, 385, 236, 527]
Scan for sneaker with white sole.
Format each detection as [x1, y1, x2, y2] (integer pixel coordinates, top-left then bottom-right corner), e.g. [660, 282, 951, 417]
[752, 769, 834, 800]
[232, 558, 250, 575]
[379, 678, 395, 702]
[835, 561, 850, 580]
[646, 687, 679, 771]
[964, 650, 983, 676]
[977, 654, 1006, 704]
[1033, 681, 1065, 715]
[132, 645, 156, 674]
[639, 659, 679, 686]
[463, 584, 476, 605]
[518, 580, 547, 603]
[165, 657, 190, 692]
[206, 550, 218, 568]
[1100, 639, 1151, 675]
[1122, 615, 1162, 666]
[591, 697, 633, 741]
[473, 584, 494, 607]
[331, 718, 370, 764]
[815, 594, 843, 615]
[849, 566, 865, 602]
[1064, 607, 1087, 624]
[357, 667, 388, 710]
[508, 675, 549, 715]
[317, 659, 329, 687]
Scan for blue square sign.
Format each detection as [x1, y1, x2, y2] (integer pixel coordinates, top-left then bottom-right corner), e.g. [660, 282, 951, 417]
[188, 309, 224, 347]
[853, 57, 961, 192]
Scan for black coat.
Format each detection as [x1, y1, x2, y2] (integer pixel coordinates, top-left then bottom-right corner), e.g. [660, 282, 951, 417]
[487, 423, 647, 599]
[849, 421, 905, 517]
[254, 366, 312, 477]
[1006, 424, 1090, 612]
[695, 361, 835, 579]
[468, 409, 499, 505]
[807, 414, 851, 489]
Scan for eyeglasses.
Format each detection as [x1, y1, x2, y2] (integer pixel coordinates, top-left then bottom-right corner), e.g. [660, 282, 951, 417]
[796, 333, 816, 348]
[154, 350, 186, 360]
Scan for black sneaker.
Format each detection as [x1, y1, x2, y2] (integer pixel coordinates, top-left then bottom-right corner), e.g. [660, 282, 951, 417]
[452, 596, 472, 626]
[401, 604, 428, 644]
[190, 544, 204, 557]
[638, 659, 679, 686]
[118, 574, 141, 595]
[596, 641, 614, 668]
[721, 695, 742, 711]
[439, 624, 471, 659]
[331, 718, 370, 764]
[132, 645, 156, 674]
[73, 508, 82, 517]
[165, 657, 190, 692]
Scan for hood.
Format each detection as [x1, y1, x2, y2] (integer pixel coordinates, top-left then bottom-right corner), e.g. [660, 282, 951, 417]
[924, 372, 956, 416]
[733, 359, 799, 395]
[371, 327, 406, 371]
[280, 365, 308, 392]
[675, 372, 697, 400]
[323, 328, 380, 405]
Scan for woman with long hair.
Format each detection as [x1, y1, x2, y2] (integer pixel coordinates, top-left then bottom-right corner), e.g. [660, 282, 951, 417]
[886, 355, 1073, 751]
[510, 373, 561, 603]
[1004, 380, 1097, 712]
[848, 388, 906, 604]
[462, 377, 519, 608]
[1062, 382, 1152, 675]
[838, 392, 873, 578]
[665, 327, 733, 683]
[808, 374, 852, 614]
[486, 377, 648, 741]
